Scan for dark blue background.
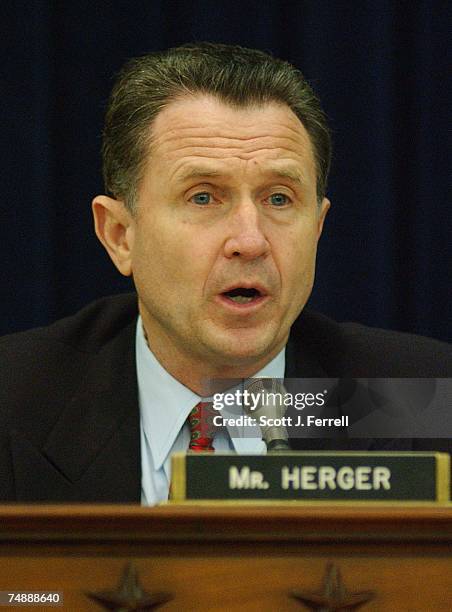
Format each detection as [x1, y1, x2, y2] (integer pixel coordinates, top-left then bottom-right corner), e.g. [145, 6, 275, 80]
[2, 1, 451, 342]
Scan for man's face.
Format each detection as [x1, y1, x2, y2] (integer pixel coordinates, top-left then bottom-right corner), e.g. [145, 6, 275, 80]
[129, 95, 329, 375]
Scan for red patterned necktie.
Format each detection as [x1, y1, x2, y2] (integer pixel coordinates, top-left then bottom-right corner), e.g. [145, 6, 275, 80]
[188, 402, 216, 452]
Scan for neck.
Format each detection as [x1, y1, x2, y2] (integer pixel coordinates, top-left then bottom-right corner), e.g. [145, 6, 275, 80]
[140, 320, 283, 397]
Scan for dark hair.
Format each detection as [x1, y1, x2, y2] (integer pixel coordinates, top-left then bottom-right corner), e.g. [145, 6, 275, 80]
[102, 42, 332, 211]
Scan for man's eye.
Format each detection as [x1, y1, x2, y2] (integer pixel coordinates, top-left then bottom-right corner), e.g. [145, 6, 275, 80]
[268, 193, 290, 206]
[191, 192, 212, 205]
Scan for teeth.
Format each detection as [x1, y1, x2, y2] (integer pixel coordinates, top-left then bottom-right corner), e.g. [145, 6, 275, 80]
[229, 295, 254, 304]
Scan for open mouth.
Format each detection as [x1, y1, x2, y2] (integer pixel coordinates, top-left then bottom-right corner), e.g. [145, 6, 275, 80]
[222, 287, 262, 304]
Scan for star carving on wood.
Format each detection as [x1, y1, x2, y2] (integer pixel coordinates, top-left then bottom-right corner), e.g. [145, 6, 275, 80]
[290, 562, 376, 611]
[85, 562, 172, 611]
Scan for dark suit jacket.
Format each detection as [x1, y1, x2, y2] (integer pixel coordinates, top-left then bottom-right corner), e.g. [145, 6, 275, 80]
[1, 293, 451, 502]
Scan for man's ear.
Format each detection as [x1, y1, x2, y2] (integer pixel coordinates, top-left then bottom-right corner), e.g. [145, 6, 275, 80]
[92, 195, 135, 276]
[317, 197, 331, 239]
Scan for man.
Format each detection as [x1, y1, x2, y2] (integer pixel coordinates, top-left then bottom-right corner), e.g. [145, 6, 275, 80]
[1, 43, 451, 503]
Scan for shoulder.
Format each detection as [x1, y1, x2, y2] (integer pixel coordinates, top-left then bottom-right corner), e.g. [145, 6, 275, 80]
[291, 308, 452, 376]
[0, 292, 138, 356]
[0, 293, 138, 411]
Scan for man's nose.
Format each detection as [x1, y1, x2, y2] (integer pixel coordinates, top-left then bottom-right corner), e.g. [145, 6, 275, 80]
[223, 200, 270, 260]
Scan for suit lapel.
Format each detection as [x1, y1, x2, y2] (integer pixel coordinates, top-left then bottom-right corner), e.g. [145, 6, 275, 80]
[285, 324, 328, 378]
[11, 319, 141, 502]
[285, 315, 375, 451]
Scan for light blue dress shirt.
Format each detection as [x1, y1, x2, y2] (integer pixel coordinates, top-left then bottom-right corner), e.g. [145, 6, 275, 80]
[135, 316, 286, 505]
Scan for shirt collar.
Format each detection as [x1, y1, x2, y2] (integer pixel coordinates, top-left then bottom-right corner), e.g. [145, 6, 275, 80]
[136, 316, 285, 469]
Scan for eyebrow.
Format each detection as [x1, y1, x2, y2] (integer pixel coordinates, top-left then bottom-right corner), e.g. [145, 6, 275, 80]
[266, 167, 305, 187]
[175, 168, 223, 185]
[175, 165, 305, 187]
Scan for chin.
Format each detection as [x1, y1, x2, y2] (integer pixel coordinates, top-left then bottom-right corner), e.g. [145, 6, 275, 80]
[204, 325, 282, 366]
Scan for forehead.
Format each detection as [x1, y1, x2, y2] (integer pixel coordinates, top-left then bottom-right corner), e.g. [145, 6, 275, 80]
[147, 95, 317, 182]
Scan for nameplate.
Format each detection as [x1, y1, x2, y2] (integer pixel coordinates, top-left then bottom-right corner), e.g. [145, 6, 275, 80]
[170, 452, 450, 503]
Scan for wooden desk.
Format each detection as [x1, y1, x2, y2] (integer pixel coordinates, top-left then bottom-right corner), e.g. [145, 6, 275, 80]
[0, 504, 451, 610]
